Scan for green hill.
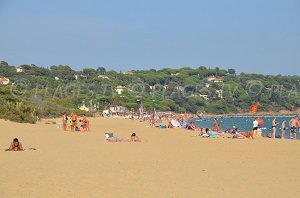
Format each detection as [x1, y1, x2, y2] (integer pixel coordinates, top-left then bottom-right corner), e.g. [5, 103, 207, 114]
[1, 60, 299, 123]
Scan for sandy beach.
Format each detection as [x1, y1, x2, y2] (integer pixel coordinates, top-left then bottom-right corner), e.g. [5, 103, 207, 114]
[1, 117, 300, 198]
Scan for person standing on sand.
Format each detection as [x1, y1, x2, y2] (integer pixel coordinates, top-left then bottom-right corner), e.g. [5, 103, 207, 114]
[252, 117, 259, 138]
[289, 116, 299, 139]
[281, 120, 286, 139]
[70, 112, 78, 132]
[62, 112, 68, 131]
[271, 117, 277, 138]
[212, 118, 220, 132]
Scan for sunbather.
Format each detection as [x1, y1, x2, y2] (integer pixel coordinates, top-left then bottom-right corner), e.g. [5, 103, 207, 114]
[9, 138, 24, 151]
[128, 133, 141, 142]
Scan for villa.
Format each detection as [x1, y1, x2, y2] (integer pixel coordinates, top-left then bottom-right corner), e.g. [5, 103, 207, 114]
[0, 77, 10, 85]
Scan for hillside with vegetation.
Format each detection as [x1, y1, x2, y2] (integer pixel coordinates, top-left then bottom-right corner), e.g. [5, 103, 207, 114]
[0, 60, 299, 123]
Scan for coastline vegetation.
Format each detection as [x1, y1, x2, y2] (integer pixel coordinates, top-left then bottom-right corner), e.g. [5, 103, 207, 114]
[0, 60, 299, 123]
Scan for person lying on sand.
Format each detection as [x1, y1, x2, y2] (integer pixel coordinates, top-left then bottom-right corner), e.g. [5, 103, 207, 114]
[8, 138, 24, 151]
[127, 133, 141, 142]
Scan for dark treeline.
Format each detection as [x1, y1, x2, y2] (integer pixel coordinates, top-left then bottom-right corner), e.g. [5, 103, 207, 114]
[0, 60, 299, 123]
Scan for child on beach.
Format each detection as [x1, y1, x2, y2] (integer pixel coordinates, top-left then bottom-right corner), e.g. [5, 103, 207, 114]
[8, 138, 24, 151]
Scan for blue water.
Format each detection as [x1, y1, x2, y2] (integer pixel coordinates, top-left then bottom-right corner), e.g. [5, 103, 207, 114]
[192, 116, 300, 139]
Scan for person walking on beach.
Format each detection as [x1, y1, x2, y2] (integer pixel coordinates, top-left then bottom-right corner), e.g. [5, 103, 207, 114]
[289, 116, 299, 139]
[271, 117, 277, 138]
[281, 120, 286, 139]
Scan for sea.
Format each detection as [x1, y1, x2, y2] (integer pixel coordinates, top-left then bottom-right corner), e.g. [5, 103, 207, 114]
[192, 115, 300, 139]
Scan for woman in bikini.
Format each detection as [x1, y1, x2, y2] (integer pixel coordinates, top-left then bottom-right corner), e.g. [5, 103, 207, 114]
[281, 120, 286, 139]
[9, 138, 24, 151]
[62, 112, 68, 131]
[272, 117, 277, 138]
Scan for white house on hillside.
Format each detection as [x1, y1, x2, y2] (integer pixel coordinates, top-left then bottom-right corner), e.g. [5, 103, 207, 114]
[115, 85, 126, 94]
[16, 67, 25, 73]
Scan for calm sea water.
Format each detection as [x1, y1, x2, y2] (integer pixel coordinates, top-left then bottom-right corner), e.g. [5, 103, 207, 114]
[193, 116, 300, 139]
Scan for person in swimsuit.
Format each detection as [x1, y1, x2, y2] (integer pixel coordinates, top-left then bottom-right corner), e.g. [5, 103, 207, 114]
[70, 112, 77, 132]
[62, 112, 68, 131]
[271, 117, 277, 138]
[9, 138, 24, 151]
[82, 114, 90, 131]
[281, 120, 286, 139]
[212, 118, 220, 132]
[289, 116, 299, 140]
[129, 133, 141, 142]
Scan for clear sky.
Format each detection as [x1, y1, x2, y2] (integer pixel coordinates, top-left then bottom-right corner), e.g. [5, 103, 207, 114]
[0, 0, 299, 75]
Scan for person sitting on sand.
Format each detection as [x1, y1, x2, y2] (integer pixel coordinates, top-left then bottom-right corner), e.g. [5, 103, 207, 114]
[187, 122, 197, 130]
[128, 133, 141, 142]
[9, 138, 24, 151]
[168, 121, 174, 128]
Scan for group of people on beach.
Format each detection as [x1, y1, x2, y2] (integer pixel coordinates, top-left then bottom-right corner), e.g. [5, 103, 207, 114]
[184, 116, 300, 140]
[267, 116, 300, 139]
[62, 112, 90, 132]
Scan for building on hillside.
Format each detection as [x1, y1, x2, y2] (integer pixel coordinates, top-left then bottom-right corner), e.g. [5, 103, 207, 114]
[97, 75, 110, 80]
[199, 94, 209, 100]
[205, 83, 210, 88]
[54, 76, 60, 81]
[207, 76, 224, 83]
[16, 67, 25, 73]
[109, 105, 128, 115]
[79, 104, 89, 112]
[122, 71, 135, 75]
[0, 77, 10, 85]
[115, 85, 127, 94]
[171, 73, 180, 76]
[216, 89, 223, 98]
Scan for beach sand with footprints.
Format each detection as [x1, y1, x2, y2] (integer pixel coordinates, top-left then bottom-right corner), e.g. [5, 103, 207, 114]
[1, 117, 300, 197]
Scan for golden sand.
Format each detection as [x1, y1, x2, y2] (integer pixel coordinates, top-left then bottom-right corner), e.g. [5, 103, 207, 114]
[0, 118, 299, 198]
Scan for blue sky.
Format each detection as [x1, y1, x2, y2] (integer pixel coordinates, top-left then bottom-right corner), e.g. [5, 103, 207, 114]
[0, 0, 299, 75]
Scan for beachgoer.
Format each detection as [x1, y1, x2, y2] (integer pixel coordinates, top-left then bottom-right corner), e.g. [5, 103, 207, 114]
[289, 116, 299, 140]
[9, 138, 24, 151]
[70, 112, 78, 132]
[82, 114, 90, 131]
[212, 118, 220, 132]
[252, 117, 259, 138]
[281, 120, 286, 139]
[129, 133, 141, 142]
[187, 122, 197, 131]
[62, 112, 68, 131]
[168, 121, 174, 128]
[272, 117, 277, 138]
